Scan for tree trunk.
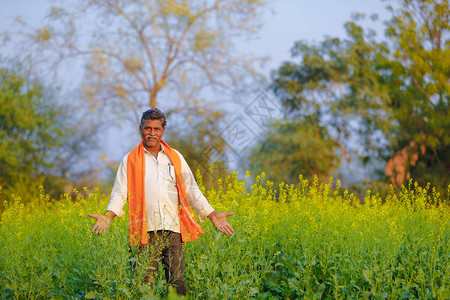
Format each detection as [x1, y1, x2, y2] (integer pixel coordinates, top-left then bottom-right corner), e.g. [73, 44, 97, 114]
[150, 91, 157, 109]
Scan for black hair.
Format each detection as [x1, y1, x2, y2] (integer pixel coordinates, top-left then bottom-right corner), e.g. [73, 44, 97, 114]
[140, 108, 167, 127]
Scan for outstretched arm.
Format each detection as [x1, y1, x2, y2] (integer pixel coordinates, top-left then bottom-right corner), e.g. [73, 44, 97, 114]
[88, 211, 116, 235]
[89, 155, 128, 235]
[208, 211, 235, 235]
[175, 149, 235, 234]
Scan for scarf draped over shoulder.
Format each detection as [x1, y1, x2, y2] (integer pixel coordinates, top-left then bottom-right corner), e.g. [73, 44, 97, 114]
[127, 140, 205, 245]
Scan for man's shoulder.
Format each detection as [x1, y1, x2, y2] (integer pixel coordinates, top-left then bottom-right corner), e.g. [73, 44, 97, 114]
[118, 152, 130, 165]
[164, 147, 188, 166]
[172, 148, 183, 157]
[162, 144, 183, 158]
[172, 148, 189, 162]
[119, 146, 138, 164]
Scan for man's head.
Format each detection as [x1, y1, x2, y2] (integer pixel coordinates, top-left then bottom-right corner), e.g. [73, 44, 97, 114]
[140, 108, 167, 127]
[139, 108, 167, 151]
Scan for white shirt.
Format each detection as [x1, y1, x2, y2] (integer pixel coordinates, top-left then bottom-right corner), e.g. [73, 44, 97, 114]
[106, 145, 215, 233]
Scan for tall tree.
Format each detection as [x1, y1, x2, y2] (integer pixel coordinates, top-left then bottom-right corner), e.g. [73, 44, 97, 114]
[258, 0, 448, 191]
[383, 0, 449, 191]
[7, 0, 267, 124]
[0, 68, 67, 199]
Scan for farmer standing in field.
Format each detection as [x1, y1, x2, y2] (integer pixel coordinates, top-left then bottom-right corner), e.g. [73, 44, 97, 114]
[88, 108, 234, 296]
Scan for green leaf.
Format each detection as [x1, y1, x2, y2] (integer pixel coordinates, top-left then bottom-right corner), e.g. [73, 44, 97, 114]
[362, 269, 373, 285]
[84, 291, 97, 299]
[401, 290, 412, 299]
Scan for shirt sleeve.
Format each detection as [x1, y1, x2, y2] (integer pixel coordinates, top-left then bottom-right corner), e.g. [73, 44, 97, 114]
[106, 154, 129, 217]
[175, 150, 215, 222]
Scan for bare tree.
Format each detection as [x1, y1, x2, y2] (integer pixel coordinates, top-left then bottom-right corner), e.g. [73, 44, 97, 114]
[6, 0, 268, 124]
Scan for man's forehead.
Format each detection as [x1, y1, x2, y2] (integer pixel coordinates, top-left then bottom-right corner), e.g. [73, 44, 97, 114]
[142, 119, 164, 127]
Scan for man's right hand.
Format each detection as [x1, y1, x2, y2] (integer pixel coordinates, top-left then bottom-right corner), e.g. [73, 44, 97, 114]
[88, 212, 115, 234]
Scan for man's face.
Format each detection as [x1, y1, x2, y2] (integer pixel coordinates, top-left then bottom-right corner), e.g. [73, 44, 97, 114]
[140, 119, 165, 150]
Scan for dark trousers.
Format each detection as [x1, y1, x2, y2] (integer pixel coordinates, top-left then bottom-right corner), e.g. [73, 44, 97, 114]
[130, 230, 186, 296]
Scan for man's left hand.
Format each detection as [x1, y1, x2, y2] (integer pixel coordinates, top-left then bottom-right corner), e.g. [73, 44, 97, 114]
[208, 211, 235, 235]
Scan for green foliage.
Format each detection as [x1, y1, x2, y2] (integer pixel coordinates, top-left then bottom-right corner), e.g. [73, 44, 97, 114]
[248, 120, 339, 184]
[266, 0, 449, 194]
[383, 0, 449, 191]
[270, 19, 396, 157]
[0, 68, 67, 200]
[0, 176, 449, 299]
[167, 109, 230, 189]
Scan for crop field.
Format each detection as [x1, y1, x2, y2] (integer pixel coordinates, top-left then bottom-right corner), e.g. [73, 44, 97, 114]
[0, 173, 449, 299]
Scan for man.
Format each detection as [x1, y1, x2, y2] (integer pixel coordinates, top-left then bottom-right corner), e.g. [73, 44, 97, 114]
[88, 108, 234, 296]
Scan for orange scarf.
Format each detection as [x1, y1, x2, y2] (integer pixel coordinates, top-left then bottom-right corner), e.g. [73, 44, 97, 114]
[127, 140, 204, 245]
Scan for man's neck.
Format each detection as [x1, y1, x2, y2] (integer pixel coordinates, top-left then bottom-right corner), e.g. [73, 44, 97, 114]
[145, 144, 161, 158]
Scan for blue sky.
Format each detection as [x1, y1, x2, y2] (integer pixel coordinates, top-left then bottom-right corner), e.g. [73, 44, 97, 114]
[240, 0, 390, 74]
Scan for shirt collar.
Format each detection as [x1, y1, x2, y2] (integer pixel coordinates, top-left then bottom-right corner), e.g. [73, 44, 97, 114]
[143, 143, 165, 154]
